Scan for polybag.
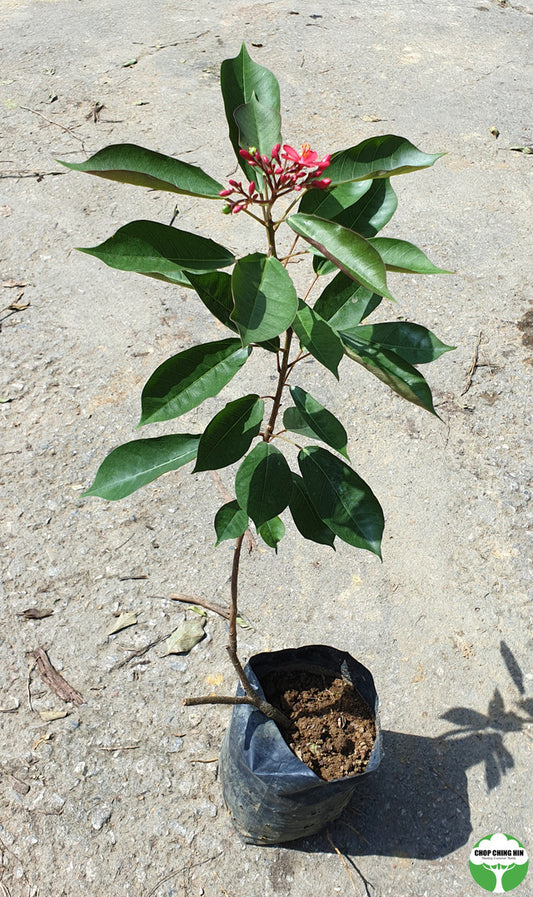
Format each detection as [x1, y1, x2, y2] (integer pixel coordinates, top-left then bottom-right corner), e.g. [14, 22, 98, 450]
[219, 644, 382, 844]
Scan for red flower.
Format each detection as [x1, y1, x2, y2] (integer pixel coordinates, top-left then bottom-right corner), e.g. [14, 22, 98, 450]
[281, 143, 319, 167]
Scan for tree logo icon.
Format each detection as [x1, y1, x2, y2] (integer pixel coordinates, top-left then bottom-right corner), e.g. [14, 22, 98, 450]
[470, 833, 529, 892]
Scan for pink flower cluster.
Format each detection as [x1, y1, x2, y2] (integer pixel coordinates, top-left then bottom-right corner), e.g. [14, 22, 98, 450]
[219, 143, 331, 214]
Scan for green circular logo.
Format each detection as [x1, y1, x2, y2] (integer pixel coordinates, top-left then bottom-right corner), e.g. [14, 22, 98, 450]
[470, 833, 529, 892]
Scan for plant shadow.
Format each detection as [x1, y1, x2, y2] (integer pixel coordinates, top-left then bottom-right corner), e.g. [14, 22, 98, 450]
[289, 641, 531, 863]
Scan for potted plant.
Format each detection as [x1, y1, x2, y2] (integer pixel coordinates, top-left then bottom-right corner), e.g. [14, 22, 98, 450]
[61, 44, 452, 844]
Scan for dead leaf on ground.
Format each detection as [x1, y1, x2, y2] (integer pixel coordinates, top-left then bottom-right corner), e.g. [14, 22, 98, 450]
[108, 611, 138, 635]
[510, 145, 533, 154]
[162, 618, 206, 655]
[360, 114, 385, 122]
[18, 607, 54, 620]
[2, 279, 28, 288]
[32, 647, 85, 705]
[39, 709, 69, 721]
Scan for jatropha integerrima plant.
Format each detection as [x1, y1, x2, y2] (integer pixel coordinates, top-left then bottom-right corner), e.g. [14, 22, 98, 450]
[62, 44, 452, 724]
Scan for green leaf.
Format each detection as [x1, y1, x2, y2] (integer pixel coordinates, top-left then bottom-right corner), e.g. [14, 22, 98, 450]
[292, 301, 344, 378]
[350, 322, 455, 365]
[287, 214, 395, 301]
[80, 220, 235, 281]
[140, 338, 251, 425]
[369, 238, 452, 274]
[289, 473, 335, 548]
[235, 442, 293, 528]
[59, 144, 223, 199]
[314, 275, 383, 328]
[298, 446, 384, 557]
[327, 135, 444, 186]
[214, 500, 249, 545]
[186, 271, 279, 353]
[194, 395, 264, 472]
[340, 330, 438, 415]
[234, 95, 282, 157]
[298, 180, 371, 220]
[258, 516, 285, 551]
[231, 253, 298, 346]
[282, 406, 317, 441]
[301, 178, 397, 237]
[187, 271, 236, 331]
[335, 179, 398, 236]
[84, 434, 200, 500]
[220, 43, 281, 180]
[288, 385, 349, 458]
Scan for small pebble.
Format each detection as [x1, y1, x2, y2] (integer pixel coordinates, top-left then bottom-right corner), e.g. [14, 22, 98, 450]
[91, 806, 112, 831]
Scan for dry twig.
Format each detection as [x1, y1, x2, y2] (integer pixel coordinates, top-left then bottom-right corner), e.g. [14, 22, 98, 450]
[31, 647, 84, 705]
[167, 592, 230, 620]
[326, 830, 359, 895]
[460, 331, 482, 396]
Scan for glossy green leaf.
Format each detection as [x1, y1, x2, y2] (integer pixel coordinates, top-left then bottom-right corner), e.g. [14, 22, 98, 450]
[336, 179, 398, 236]
[369, 238, 452, 274]
[234, 95, 282, 157]
[350, 322, 455, 365]
[80, 221, 235, 281]
[258, 516, 285, 551]
[187, 271, 236, 331]
[231, 253, 298, 346]
[59, 144, 223, 198]
[327, 135, 444, 186]
[220, 43, 281, 180]
[194, 395, 264, 472]
[289, 473, 336, 547]
[235, 442, 293, 528]
[140, 338, 251, 425]
[288, 385, 349, 458]
[214, 500, 249, 545]
[292, 301, 344, 378]
[282, 406, 317, 441]
[287, 214, 395, 300]
[314, 275, 383, 329]
[84, 434, 200, 500]
[298, 446, 384, 557]
[301, 179, 397, 237]
[298, 180, 371, 220]
[340, 330, 438, 414]
[186, 271, 279, 353]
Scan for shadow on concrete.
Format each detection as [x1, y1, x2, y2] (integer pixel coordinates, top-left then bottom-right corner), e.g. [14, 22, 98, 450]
[290, 642, 530, 871]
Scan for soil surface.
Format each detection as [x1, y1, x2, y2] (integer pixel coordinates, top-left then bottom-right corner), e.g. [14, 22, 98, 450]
[261, 668, 376, 781]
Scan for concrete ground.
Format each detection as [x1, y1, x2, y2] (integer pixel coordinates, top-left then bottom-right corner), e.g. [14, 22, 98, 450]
[1, 1, 532, 895]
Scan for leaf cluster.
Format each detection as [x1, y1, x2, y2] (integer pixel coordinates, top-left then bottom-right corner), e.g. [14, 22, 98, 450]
[64, 44, 453, 560]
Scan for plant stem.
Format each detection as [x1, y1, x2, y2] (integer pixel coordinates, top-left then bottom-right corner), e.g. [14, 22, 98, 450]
[228, 533, 244, 657]
[263, 328, 293, 442]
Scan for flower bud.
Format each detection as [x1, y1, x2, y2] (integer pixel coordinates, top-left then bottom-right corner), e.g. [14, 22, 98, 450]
[219, 188, 234, 197]
[310, 177, 331, 190]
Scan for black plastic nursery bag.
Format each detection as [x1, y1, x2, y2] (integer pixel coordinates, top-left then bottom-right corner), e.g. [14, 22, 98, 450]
[219, 644, 382, 845]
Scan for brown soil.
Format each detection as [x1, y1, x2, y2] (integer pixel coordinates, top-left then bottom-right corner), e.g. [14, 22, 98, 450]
[261, 667, 376, 782]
